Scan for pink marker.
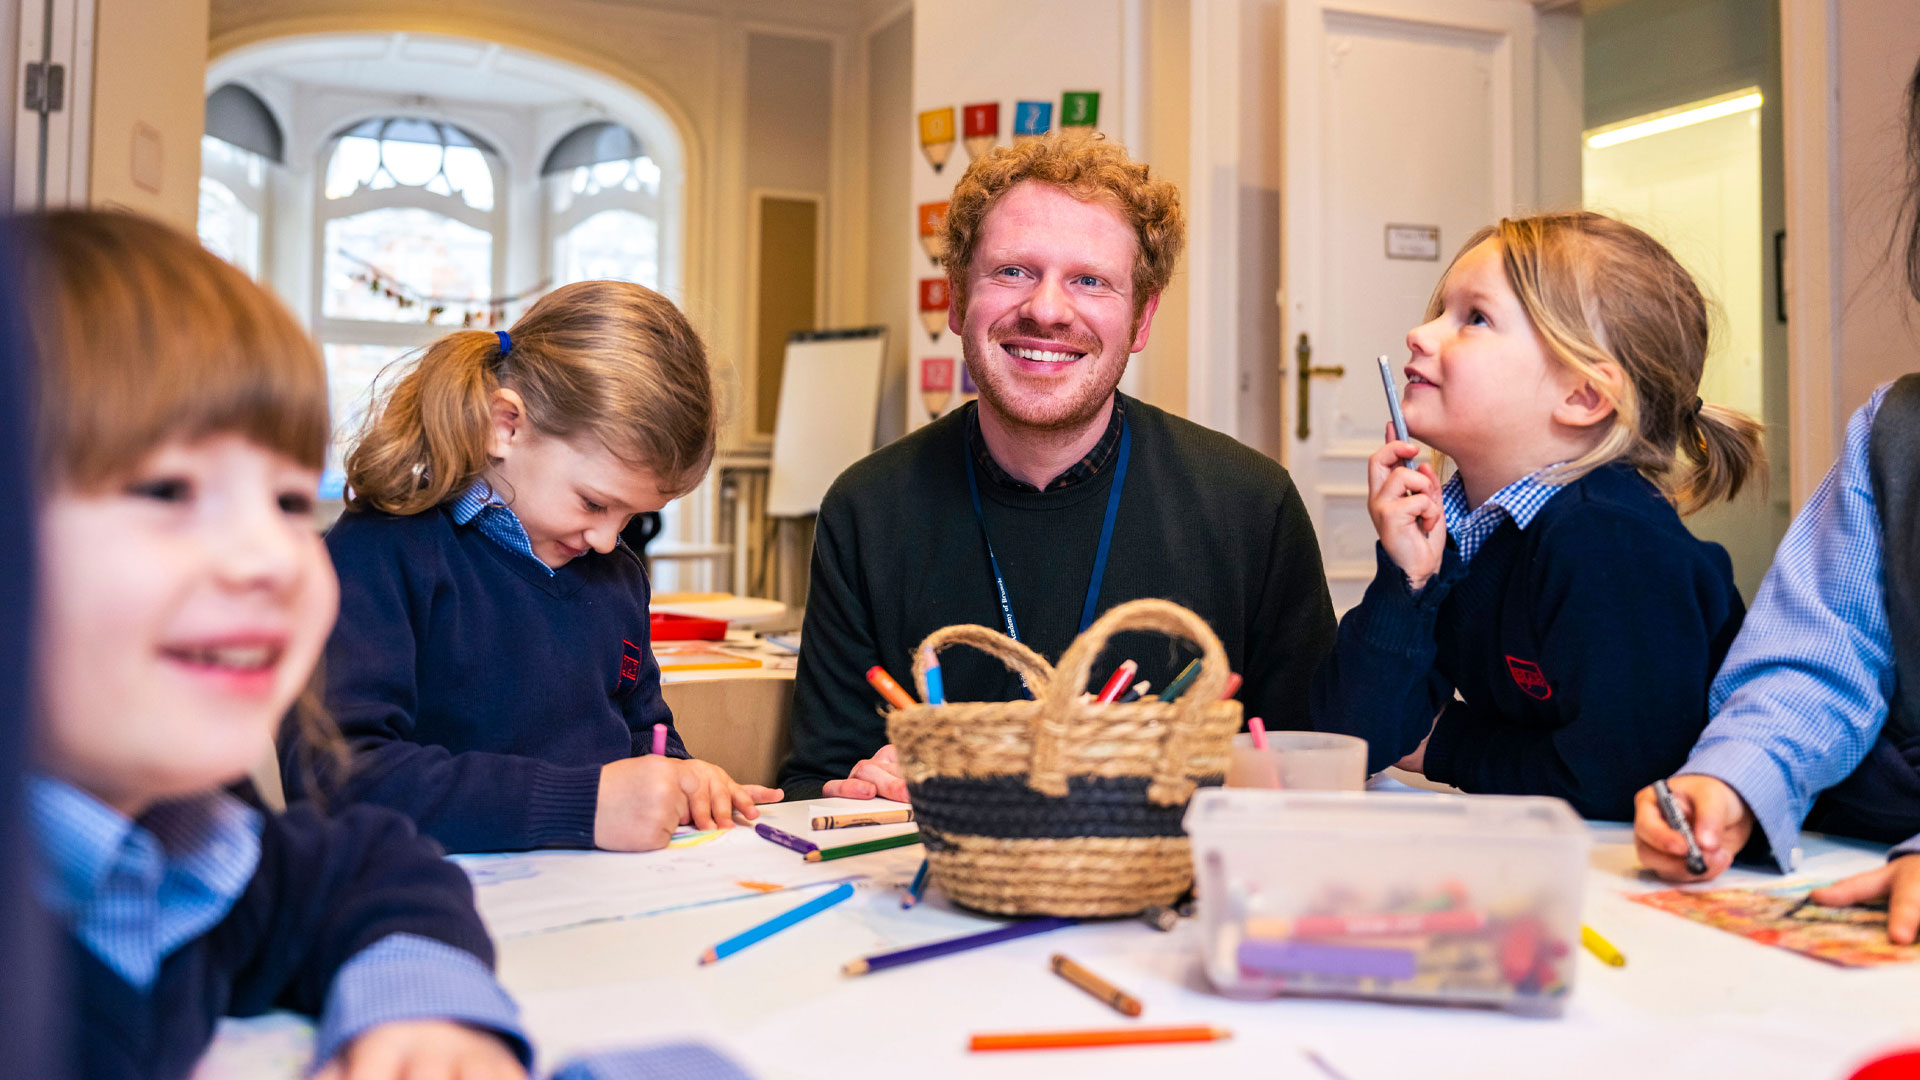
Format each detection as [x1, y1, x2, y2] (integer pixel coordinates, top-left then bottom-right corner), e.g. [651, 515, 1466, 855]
[1249, 717, 1269, 751]
[652, 722, 668, 757]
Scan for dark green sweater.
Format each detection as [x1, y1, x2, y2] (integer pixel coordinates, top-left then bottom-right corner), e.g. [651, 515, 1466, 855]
[780, 395, 1337, 798]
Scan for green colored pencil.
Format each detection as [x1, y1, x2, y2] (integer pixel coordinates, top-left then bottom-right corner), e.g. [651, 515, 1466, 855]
[805, 831, 922, 862]
[1158, 659, 1203, 701]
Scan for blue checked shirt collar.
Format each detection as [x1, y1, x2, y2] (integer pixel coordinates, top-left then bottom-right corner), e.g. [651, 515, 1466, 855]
[28, 777, 262, 989]
[1441, 465, 1570, 566]
[451, 480, 555, 577]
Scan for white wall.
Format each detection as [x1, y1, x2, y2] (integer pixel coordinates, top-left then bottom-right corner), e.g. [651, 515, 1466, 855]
[866, 8, 912, 447]
[90, 0, 211, 230]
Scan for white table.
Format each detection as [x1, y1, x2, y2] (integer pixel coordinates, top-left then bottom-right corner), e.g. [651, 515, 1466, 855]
[202, 800, 1920, 1080]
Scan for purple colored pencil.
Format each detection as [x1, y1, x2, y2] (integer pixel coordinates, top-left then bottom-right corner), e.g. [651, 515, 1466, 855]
[755, 822, 819, 855]
[652, 722, 668, 757]
[1236, 939, 1417, 980]
[841, 917, 1076, 975]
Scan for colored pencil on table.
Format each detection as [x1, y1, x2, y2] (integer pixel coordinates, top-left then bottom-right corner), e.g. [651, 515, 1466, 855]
[902, 858, 930, 908]
[842, 916, 1076, 975]
[1159, 659, 1202, 702]
[1050, 953, 1143, 1017]
[1095, 660, 1139, 704]
[1249, 716, 1269, 751]
[805, 831, 921, 862]
[866, 665, 919, 711]
[1581, 924, 1626, 967]
[651, 722, 668, 757]
[969, 1025, 1231, 1052]
[812, 808, 915, 829]
[754, 822, 818, 856]
[698, 882, 853, 965]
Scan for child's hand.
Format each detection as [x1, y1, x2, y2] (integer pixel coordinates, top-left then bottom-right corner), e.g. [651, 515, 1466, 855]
[1367, 427, 1445, 591]
[1807, 854, 1920, 945]
[1633, 774, 1752, 880]
[822, 743, 909, 802]
[670, 757, 783, 830]
[595, 755, 690, 850]
[313, 1020, 524, 1080]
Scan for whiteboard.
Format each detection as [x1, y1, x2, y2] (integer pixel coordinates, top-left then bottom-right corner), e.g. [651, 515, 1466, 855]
[766, 327, 888, 517]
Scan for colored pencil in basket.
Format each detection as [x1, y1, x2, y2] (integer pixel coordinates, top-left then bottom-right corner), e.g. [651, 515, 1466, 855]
[1115, 680, 1151, 704]
[865, 665, 919, 711]
[698, 882, 853, 965]
[1094, 659, 1138, 704]
[969, 1025, 1231, 1052]
[902, 858, 930, 908]
[812, 808, 915, 829]
[841, 916, 1076, 975]
[922, 647, 945, 705]
[1158, 659, 1202, 701]
[753, 822, 818, 856]
[1050, 953, 1143, 1017]
[805, 831, 921, 862]
[1220, 672, 1242, 700]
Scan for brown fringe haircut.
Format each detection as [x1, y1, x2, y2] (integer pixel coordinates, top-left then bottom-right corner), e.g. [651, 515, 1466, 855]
[941, 130, 1185, 318]
[10, 209, 347, 783]
[345, 280, 716, 515]
[1432, 212, 1765, 515]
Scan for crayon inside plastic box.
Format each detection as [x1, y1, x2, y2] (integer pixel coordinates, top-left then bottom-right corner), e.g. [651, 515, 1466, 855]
[1183, 788, 1590, 1016]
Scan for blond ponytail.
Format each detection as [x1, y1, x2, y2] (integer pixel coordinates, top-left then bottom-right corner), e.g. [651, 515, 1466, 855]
[344, 330, 504, 515]
[1672, 400, 1767, 515]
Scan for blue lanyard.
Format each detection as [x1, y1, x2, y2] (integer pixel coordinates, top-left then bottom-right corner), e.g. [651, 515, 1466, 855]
[964, 418, 1131, 643]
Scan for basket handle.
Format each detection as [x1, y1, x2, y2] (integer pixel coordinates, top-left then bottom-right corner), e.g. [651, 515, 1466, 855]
[1036, 598, 1231, 803]
[910, 623, 1055, 703]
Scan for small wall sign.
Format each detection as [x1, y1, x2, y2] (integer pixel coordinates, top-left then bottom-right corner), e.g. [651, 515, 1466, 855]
[1385, 224, 1441, 261]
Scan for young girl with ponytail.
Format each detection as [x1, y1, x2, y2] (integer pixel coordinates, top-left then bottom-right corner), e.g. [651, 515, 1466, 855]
[283, 281, 781, 853]
[1312, 211, 1762, 820]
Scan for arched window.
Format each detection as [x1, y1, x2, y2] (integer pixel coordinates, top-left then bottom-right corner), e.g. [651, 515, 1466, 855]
[544, 122, 661, 288]
[316, 117, 505, 495]
[198, 83, 280, 277]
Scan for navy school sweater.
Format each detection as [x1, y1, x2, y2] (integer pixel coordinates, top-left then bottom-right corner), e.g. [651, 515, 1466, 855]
[73, 800, 500, 1080]
[281, 505, 684, 853]
[1310, 463, 1745, 820]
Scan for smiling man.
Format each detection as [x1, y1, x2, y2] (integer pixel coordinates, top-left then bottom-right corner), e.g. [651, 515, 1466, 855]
[779, 133, 1336, 801]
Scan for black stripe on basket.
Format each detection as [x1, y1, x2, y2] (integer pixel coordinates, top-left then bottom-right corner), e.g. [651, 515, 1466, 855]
[908, 774, 1223, 841]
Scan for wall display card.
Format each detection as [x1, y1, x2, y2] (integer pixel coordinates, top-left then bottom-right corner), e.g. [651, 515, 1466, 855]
[920, 356, 955, 419]
[962, 101, 1000, 161]
[959, 362, 977, 396]
[1061, 90, 1100, 128]
[917, 201, 949, 266]
[918, 107, 955, 172]
[1014, 100, 1052, 143]
[918, 278, 950, 341]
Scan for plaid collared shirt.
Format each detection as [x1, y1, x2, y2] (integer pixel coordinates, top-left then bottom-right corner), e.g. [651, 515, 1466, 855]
[1440, 464, 1571, 566]
[451, 480, 553, 577]
[966, 395, 1127, 493]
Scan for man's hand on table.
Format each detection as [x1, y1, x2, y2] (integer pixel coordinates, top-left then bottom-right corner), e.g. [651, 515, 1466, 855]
[821, 743, 908, 802]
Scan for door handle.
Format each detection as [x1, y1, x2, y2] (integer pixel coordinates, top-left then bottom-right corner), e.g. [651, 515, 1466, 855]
[1294, 332, 1346, 440]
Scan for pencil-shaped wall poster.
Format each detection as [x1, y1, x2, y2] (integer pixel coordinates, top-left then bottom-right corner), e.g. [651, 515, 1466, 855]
[962, 102, 999, 161]
[921, 356, 954, 418]
[918, 278, 950, 342]
[918, 201, 949, 266]
[1014, 100, 1052, 144]
[1061, 91, 1100, 129]
[918, 107, 955, 172]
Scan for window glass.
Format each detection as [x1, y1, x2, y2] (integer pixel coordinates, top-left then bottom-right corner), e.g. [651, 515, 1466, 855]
[322, 207, 492, 322]
[554, 209, 659, 288]
[320, 342, 413, 498]
[197, 176, 259, 277]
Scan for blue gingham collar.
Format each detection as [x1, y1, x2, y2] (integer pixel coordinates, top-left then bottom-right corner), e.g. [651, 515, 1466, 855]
[27, 776, 261, 928]
[1441, 464, 1569, 565]
[450, 479, 556, 577]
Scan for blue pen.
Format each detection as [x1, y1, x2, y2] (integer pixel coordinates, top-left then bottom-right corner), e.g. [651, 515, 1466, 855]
[902, 858, 931, 908]
[923, 647, 946, 706]
[699, 881, 855, 964]
[1378, 355, 1415, 469]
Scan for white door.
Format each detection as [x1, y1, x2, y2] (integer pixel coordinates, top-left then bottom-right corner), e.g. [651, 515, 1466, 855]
[1280, 0, 1547, 613]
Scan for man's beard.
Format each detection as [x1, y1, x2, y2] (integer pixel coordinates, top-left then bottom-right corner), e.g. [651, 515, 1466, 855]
[962, 316, 1128, 434]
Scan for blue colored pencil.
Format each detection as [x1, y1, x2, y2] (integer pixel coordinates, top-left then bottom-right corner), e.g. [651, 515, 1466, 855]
[1378, 355, 1415, 470]
[699, 881, 854, 965]
[923, 647, 946, 705]
[902, 858, 930, 908]
[841, 916, 1076, 975]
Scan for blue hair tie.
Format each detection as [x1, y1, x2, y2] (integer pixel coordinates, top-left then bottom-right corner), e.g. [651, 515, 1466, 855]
[496, 330, 513, 357]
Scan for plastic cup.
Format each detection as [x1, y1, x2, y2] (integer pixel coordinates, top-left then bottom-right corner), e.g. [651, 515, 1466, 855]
[1225, 731, 1366, 791]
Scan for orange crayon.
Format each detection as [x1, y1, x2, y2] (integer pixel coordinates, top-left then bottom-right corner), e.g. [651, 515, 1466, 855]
[865, 665, 918, 711]
[970, 1025, 1230, 1052]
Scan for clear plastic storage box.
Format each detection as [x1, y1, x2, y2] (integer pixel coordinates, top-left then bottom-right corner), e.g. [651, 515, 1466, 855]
[1183, 788, 1591, 1016]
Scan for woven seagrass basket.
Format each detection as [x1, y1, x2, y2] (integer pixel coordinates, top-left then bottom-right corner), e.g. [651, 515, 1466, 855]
[887, 598, 1242, 917]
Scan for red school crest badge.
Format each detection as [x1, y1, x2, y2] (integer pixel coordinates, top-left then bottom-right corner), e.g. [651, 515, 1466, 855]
[1505, 655, 1552, 700]
[618, 638, 643, 693]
